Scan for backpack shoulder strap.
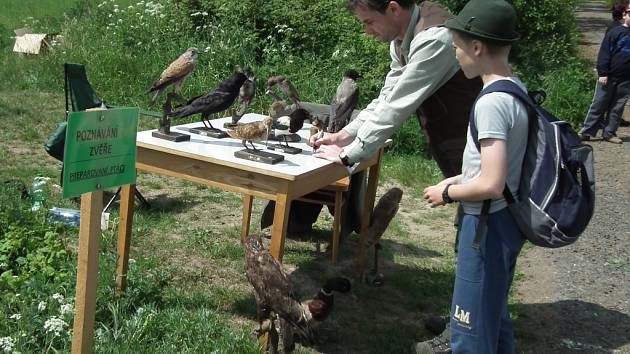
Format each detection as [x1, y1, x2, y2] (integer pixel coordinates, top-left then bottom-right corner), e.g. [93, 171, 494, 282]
[470, 79, 535, 151]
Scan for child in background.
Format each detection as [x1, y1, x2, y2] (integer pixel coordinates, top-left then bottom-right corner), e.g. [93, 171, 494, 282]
[579, 2, 630, 144]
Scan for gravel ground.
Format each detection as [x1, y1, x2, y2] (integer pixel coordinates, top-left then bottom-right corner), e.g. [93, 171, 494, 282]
[514, 2, 630, 353]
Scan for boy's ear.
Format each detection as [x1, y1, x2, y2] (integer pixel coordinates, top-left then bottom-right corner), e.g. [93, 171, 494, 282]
[471, 39, 484, 57]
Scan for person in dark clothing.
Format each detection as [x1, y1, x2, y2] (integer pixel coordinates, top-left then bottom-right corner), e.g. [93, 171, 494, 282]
[579, 3, 630, 144]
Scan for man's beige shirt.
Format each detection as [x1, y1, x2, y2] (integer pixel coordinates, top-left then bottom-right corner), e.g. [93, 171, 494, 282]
[342, 4, 460, 163]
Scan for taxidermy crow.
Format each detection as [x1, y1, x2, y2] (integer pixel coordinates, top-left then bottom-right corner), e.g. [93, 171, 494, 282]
[146, 47, 198, 105]
[244, 235, 351, 353]
[168, 69, 248, 130]
[328, 69, 360, 133]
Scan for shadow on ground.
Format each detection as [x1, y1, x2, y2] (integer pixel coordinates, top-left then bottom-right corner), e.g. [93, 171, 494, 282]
[515, 300, 630, 354]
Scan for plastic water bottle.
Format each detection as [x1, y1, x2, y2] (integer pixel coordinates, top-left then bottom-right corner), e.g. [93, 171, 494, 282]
[48, 207, 80, 227]
[31, 175, 51, 212]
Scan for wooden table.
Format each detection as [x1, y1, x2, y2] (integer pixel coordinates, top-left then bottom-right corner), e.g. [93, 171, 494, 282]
[115, 113, 384, 291]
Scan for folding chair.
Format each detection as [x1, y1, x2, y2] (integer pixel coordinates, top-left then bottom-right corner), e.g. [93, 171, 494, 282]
[63, 63, 152, 211]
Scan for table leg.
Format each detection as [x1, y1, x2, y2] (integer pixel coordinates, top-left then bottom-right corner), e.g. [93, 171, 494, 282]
[241, 195, 253, 244]
[356, 150, 383, 279]
[269, 192, 291, 262]
[71, 191, 103, 354]
[116, 184, 135, 294]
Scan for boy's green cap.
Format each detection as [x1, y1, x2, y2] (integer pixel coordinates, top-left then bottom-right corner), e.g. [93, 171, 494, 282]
[445, 0, 519, 43]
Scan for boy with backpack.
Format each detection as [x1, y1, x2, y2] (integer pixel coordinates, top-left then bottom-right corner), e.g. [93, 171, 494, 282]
[417, 0, 527, 352]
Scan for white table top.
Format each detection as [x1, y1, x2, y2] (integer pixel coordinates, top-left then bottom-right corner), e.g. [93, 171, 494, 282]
[136, 113, 333, 177]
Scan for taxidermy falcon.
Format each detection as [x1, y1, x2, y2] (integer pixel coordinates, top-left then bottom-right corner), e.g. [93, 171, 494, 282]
[168, 68, 248, 130]
[328, 69, 361, 133]
[266, 75, 301, 105]
[244, 235, 351, 353]
[145, 47, 199, 105]
[366, 187, 403, 248]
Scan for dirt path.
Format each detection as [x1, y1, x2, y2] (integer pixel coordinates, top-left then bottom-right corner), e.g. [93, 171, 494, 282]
[514, 1, 630, 353]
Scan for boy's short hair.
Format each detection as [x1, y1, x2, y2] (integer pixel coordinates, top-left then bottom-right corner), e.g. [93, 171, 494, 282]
[346, 0, 415, 13]
[445, 0, 519, 44]
[452, 30, 512, 56]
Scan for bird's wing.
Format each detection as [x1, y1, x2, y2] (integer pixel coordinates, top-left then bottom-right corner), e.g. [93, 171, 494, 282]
[366, 188, 403, 247]
[149, 57, 195, 92]
[329, 88, 358, 133]
[169, 89, 234, 118]
[244, 237, 302, 323]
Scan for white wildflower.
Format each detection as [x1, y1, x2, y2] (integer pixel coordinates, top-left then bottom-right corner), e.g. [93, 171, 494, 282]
[44, 316, 68, 336]
[9, 314, 21, 320]
[113, 8, 119, 13]
[0, 337, 16, 353]
[38, 301, 47, 312]
[60, 304, 74, 316]
[118, 19, 123, 23]
[128, 5, 133, 9]
[204, 46, 211, 53]
[202, 11, 208, 16]
[52, 293, 65, 304]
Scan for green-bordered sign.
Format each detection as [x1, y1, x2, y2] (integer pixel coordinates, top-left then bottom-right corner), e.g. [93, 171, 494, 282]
[62, 108, 138, 198]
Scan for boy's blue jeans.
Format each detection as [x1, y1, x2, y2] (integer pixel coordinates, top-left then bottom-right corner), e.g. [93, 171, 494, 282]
[450, 208, 525, 354]
[580, 79, 630, 139]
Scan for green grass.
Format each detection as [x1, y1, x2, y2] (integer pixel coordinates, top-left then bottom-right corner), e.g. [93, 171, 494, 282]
[0, 0, 597, 353]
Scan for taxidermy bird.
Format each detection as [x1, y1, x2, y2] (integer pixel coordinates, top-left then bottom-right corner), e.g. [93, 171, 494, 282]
[244, 235, 351, 353]
[146, 47, 199, 105]
[272, 108, 311, 146]
[269, 100, 290, 119]
[227, 117, 273, 150]
[168, 69, 248, 130]
[328, 69, 361, 133]
[364, 187, 403, 286]
[266, 75, 301, 105]
[231, 71, 257, 125]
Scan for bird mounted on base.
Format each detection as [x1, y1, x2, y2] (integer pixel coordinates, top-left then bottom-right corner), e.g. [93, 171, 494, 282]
[364, 187, 403, 286]
[227, 117, 273, 150]
[329, 69, 361, 133]
[168, 68, 248, 132]
[244, 235, 351, 353]
[145, 47, 198, 106]
[266, 75, 301, 106]
[229, 70, 257, 127]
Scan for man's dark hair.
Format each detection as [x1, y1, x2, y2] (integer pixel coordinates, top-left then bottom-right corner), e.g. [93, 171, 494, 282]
[612, 1, 628, 21]
[346, 0, 415, 13]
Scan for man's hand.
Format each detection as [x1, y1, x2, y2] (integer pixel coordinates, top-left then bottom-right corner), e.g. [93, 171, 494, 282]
[313, 143, 343, 164]
[310, 130, 354, 149]
[598, 76, 608, 85]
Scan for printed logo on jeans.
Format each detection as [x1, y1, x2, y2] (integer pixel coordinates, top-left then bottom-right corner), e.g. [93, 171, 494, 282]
[453, 304, 472, 329]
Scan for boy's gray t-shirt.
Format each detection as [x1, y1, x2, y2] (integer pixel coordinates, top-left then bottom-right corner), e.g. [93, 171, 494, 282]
[460, 77, 529, 215]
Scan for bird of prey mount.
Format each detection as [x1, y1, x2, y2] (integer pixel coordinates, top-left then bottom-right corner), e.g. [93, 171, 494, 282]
[244, 235, 351, 353]
[145, 47, 198, 106]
